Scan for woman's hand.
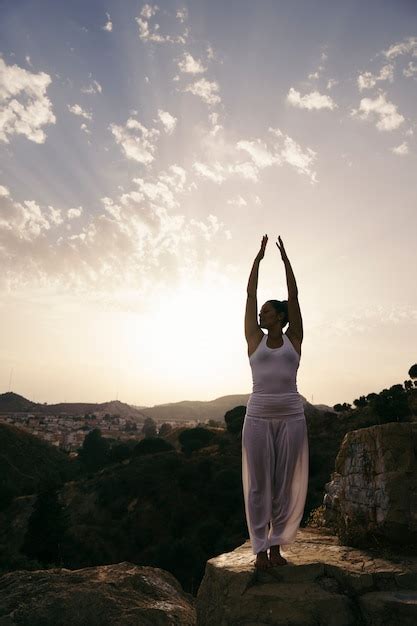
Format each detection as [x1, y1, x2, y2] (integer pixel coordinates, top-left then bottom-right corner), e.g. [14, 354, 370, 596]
[256, 234, 268, 261]
[276, 235, 288, 262]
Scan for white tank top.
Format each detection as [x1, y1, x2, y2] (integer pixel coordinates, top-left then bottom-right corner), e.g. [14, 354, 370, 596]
[246, 333, 304, 417]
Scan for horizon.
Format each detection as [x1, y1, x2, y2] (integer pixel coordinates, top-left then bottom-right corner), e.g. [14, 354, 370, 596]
[1, 0, 416, 407]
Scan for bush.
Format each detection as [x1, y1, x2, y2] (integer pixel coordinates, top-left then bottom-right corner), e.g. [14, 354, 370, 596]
[133, 437, 175, 457]
[178, 427, 215, 456]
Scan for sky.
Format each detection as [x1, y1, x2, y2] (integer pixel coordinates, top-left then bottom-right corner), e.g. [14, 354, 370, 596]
[0, 0, 416, 408]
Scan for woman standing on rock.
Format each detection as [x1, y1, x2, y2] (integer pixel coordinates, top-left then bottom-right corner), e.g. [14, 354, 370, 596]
[242, 234, 309, 569]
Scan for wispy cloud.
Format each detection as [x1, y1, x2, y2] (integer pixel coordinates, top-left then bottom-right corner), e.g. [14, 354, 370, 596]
[136, 4, 187, 44]
[157, 109, 177, 134]
[286, 87, 337, 110]
[0, 57, 56, 143]
[109, 117, 160, 165]
[102, 12, 112, 32]
[403, 61, 417, 78]
[68, 104, 92, 120]
[81, 79, 102, 94]
[178, 53, 206, 74]
[351, 92, 405, 131]
[383, 36, 417, 59]
[357, 64, 394, 91]
[391, 141, 409, 155]
[184, 78, 221, 105]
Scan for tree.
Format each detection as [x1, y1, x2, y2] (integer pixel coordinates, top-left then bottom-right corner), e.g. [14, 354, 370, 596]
[133, 437, 175, 456]
[159, 422, 173, 437]
[408, 363, 417, 387]
[22, 486, 69, 566]
[353, 395, 367, 408]
[142, 417, 157, 438]
[333, 403, 351, 412]
[368, 385, 410, 424]
[78, 428, 110, 471]
[224, 406, 246, 434]
[179, 427, 215, 456]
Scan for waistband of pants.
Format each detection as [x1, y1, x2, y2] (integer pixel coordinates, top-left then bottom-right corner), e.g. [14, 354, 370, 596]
[246, 392, 304, 419]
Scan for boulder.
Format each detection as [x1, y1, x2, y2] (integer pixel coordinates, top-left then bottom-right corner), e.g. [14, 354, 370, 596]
[323, 423, 417, 547]
[196, 527, 417, 625]
[0, 561, 196, 625]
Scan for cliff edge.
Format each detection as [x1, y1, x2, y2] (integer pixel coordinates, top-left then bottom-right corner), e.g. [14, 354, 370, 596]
[196, 527, 417, 625]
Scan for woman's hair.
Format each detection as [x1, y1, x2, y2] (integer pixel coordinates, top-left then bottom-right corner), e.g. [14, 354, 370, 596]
[268, 300, 289, 328]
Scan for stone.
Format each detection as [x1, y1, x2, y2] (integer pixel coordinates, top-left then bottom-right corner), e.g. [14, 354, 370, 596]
[323, 423, 417, 547]
[196, 527, 417, 625]
[0, 561, 196, 625]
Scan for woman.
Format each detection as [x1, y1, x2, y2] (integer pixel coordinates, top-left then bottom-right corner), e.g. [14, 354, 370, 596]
[242, 234, 309, 570]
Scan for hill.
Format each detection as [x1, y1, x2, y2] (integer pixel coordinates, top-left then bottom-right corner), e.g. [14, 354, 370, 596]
[140, 394, 317, 422]
[0, 393, 145, 420]
[0, 423, 78, 508]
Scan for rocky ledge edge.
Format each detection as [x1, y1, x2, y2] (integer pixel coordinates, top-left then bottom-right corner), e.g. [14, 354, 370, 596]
[196, 526, 417, 626]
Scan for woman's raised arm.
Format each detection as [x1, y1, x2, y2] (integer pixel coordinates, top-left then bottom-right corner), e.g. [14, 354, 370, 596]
[276, 235, 303, 341]
[245, 235, 267, 341]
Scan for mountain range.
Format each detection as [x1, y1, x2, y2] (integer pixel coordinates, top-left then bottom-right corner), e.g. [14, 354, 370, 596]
[0, 391, 335, 422]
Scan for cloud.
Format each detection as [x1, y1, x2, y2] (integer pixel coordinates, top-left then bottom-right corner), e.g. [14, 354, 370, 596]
[286, 87, 337, 110]
[109, 117, 160, 165]
[403, 61, 417, 78]
[357, 64, 394, 91]
[184, 78, 221, 105]
[68, 207, 83, 219]
[0, 185, 10, 197]
[227, 195, 247, 207]
[176, 8, 188, 23]
[136, 4, 187, 44]
[68, 104, 92, 120]
[127, 165, 187, 210]
[0, 195, 51, 241]
[326, 78, 338, 90]
[0, 57, 56, 144]
[102, 12, 112, 32]
[80, 123, 91, 135]
[383, 36, 417, 59]
[197, 127, 317, 184]
[157, 109, 177, 134]
[81, 79, 102, 94]
[237, 139, 279, 168]
[351, 92, 405, 131]
[193, 161, 226, 184]
[0, 171, 232, 300]
[391, 141, 409, 156]
[178, 53, 206, 74]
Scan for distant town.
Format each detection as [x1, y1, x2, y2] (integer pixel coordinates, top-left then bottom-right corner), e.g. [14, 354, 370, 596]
[0, 411, 202, 455]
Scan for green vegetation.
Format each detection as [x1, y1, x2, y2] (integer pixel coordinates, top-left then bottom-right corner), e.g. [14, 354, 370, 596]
[1, 373, 416, 595]
[0, 423, 78, 510]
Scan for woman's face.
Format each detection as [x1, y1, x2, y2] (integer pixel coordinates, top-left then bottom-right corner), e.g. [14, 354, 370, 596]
[259, 302, 283, 328]
[259, 302, 274, 327]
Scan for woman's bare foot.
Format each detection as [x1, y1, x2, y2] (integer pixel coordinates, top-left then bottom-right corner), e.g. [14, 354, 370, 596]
[255, 551, 271, 570]
[269, 544, 288, 566]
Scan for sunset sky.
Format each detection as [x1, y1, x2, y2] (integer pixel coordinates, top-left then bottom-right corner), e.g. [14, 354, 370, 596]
[0, 0, 416, 408]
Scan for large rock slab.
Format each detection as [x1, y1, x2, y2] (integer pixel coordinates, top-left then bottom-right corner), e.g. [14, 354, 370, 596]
[0, 561, 196, 625]
[196, 527, 417, 625]
[323, 423, 417, 547]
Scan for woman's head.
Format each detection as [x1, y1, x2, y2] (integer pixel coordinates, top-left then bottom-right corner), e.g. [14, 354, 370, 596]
[259, 300, 289, 329]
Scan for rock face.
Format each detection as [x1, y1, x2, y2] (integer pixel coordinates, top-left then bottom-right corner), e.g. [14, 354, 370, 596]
[323, 423, 417, 547]
[196, 527, 417, 626]
[0, 562, 196, 625]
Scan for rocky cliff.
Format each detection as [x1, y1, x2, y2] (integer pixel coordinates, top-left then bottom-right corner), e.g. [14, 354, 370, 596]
[196, 527, 417, 625]
[0, 562, 196, 625]
[323, 422, 417, 548]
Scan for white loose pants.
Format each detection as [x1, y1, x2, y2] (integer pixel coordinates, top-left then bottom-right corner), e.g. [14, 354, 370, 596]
[242, 412, 309, 555]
